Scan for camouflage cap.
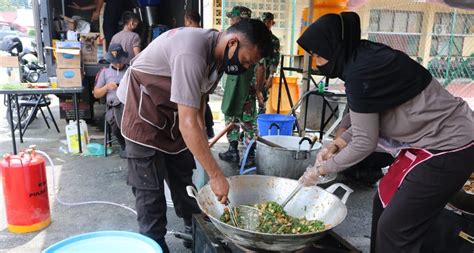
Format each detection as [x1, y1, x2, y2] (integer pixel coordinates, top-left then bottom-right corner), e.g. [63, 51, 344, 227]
[261, 12, 275, 21]
[226, 6, 252, 19]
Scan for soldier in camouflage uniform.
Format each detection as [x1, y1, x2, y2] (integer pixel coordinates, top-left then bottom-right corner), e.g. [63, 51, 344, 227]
[258, 12, 281, 114]
[219, 6, 265, 167]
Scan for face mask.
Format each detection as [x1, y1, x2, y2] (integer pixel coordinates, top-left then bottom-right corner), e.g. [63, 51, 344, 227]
[222, 41, 247, 75]
[315, 46, 344, 79]
[317, 61, 338, 78]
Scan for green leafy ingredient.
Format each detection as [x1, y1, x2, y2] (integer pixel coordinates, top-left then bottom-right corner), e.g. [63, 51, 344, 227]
[220, 201, 325, 234]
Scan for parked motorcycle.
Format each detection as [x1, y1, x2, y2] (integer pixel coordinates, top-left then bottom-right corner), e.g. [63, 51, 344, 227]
[1, 37, 48, 128]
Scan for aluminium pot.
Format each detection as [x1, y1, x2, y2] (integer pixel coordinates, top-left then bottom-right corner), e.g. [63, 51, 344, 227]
[257, 136, 322, 180]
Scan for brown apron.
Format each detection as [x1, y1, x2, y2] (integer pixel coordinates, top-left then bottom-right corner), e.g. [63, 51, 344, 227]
[121, 68, 187, 154]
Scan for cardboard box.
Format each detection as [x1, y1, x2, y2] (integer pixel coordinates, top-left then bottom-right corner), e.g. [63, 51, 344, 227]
[56, 41, 81, 68]
[80, 33, 100, 64]
[57, 68, 82, 88]
[0, 56, 21, 85]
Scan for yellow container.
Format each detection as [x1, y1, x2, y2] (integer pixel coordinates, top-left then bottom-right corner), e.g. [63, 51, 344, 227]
[266, 76, 300, 115]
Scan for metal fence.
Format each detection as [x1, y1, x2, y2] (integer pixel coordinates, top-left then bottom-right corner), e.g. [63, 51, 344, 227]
[359, 1, 473, 85]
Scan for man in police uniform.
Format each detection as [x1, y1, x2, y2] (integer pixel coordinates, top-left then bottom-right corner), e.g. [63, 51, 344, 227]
[117, 16, 273, 251]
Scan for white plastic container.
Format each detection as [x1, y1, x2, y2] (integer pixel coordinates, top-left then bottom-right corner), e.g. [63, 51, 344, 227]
[65, 120, 89, 153]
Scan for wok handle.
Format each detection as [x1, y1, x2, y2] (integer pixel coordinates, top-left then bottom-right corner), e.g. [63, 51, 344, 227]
[325, 183, 353, 204]
[186, 185, 198, 200]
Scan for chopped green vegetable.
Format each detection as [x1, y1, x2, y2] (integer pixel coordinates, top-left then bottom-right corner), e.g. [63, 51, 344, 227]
[0, 83, 25, 90]
[220, 201, 325, 234]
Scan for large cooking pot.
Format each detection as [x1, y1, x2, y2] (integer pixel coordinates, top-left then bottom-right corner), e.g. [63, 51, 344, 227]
[187, 175, 352, 251]
[257, 136, 322, 179]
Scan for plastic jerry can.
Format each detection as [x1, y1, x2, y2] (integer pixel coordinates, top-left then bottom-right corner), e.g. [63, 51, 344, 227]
[65, 120, 89, 153]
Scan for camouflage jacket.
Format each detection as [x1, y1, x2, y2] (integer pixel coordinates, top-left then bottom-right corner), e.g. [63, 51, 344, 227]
[265, 32, 280, 76]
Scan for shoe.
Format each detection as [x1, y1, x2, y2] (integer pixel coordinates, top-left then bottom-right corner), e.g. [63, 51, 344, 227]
[218, 141, 240, 163]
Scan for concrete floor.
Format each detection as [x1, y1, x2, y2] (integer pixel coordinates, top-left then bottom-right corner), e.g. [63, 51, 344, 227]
[0, 95, 375, 253]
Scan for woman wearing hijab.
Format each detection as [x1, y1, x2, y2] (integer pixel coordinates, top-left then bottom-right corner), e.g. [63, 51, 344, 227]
[297, 12, 473, 252]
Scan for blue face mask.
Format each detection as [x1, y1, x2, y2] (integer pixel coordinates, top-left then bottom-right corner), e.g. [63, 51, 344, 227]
[222, 41, 247, 75]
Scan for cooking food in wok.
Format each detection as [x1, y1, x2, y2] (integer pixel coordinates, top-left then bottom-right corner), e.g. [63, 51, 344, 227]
[220, 201, 326, 234]
[186, 175, 353, 251]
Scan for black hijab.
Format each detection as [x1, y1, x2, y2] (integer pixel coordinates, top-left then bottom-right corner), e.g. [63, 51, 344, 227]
[297, 12, 432, 113]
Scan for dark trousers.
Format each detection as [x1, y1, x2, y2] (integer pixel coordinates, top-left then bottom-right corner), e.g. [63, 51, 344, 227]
[109, 120, 125, 150]
[126, 140, 201, 243]
[106, 103, 125, 150]
[370, 145, 474, 253]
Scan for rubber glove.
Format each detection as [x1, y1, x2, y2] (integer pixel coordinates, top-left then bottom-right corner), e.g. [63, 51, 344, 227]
[317, 142, 338, 164]
[299, 161, 326, 187]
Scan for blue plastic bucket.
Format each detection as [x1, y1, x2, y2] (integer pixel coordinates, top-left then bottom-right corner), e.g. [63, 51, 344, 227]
[43, 231, 162, 253]
[257, 114, 296, 136]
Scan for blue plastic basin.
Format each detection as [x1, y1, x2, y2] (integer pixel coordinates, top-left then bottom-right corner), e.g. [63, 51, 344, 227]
[42, 231, 162, 253]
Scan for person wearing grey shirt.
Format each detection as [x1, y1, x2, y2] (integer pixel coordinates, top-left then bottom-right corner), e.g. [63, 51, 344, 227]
[93, 44, 128, 157]
[297, 12, 473, 253]
[110, 11, 141, 64]
[117, 20, 272, 252]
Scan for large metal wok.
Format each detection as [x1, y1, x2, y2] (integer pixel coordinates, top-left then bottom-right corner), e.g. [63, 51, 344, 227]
[187, 175, 353, 251]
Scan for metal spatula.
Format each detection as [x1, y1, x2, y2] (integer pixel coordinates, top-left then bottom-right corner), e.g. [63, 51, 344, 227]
[281, 168, 337, 208]
[225, 200, 239, 227]
[235, 205, 264, 231]
[231, 170, 337, 231]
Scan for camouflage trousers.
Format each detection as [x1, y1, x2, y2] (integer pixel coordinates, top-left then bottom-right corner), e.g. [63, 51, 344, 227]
[224, 95, 258, 144]
[258, 88, 269, 115]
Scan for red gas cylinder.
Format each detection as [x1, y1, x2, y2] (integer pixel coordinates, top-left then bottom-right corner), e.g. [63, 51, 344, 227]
[1, 147, 51, 233]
